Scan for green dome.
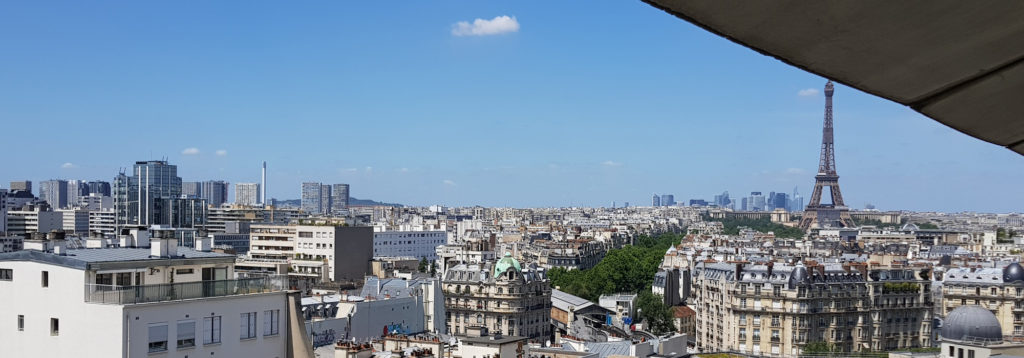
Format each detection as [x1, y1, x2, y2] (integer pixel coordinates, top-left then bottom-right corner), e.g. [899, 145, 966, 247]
[494, 252, 521, 277]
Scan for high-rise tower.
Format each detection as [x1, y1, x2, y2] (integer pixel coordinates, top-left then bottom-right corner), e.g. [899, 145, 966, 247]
[261, 161, 267, 205]
[799, 80, 855, 230]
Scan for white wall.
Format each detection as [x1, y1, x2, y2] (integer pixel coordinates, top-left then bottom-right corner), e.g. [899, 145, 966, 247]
[338, 297, 426, 342]
[0, 262, 125, 358]
[124, 292, 290, 358]
[373, 231, 447, 260]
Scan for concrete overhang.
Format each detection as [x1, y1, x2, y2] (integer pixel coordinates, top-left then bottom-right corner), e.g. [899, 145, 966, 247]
[643, 0, 1024, 155]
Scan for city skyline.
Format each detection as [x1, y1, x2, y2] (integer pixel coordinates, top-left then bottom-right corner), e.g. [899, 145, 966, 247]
[2, 1, 1022, 212]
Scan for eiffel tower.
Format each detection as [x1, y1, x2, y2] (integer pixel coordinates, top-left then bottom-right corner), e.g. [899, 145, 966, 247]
[799, 80, 855, 230]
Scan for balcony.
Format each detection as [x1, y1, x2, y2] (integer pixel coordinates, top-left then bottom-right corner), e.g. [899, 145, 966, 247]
[84, 276, 288, 305]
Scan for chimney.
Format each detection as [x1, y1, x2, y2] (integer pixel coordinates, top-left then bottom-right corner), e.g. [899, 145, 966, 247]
[735, 263, 744, 278]
[49, 230, 67, 256]
[196, 233, 213, 252]
[150, 230, 179, 258]
[766, 261, 774, 277]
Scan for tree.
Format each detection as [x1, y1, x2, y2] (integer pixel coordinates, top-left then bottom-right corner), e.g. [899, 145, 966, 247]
[802, 341, 838, 354]
[637, 291, 675, 335]
[549, 233, 683, 302]
[429, 260, 437, 276]
[418, 257, 428, 273]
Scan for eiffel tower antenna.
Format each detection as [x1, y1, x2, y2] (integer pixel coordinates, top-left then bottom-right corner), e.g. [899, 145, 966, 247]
[799, 80, 855, 231]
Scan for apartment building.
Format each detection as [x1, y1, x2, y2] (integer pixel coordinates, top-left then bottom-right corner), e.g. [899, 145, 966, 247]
[245, 224, 373, 282]
[691, 261, 933, 355]
[373, 230, 448, 260]
[443, 253, 552, 342]
[941, 263, 1024, 337]
[0, 231, 309, 358]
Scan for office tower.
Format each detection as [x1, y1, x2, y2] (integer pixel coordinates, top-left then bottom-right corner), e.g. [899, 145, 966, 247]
[113, 160, 183, 229]
[202, 180, 229, 207]
[301, 182, 324, 214]
[749, 192, 765, 211]
[789, 187, 804, 212]
[652, 194, 661, 207]
[86, 180, 111, 197]
[261, 161, 267, 205]
[771, 193, 789, 211]
[741, 197, 748, 211]
[714, 191, 731, 207]
[661, 194, 675, 206]
[9, 181, 31, 194]
[319, 185, 332, 214]
[67, 180, 89, 208]
[235, 183, 260, 206]
[182, 181, 202, 198]
[40, 179, 69, 209]
[331, 183, 350, 212]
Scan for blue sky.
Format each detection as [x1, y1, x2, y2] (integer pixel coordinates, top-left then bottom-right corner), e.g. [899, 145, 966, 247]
[1, 1, 1021, 212]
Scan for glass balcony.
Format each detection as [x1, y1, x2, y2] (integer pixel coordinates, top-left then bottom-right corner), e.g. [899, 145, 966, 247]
[84, 275, 288, 305]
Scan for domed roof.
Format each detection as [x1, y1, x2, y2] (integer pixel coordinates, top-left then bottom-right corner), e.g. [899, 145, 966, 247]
[942, 306, 1003, 342]
[494, 252, 521, 277]
[1004, 263, 1024, 283]
[788, 265, 810, 288]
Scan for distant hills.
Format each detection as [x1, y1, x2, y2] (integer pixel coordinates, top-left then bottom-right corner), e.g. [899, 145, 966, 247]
[272, 197, 403, 208]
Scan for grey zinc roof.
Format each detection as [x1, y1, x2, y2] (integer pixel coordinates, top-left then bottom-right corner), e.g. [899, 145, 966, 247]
[0, 247, 234, 271]
[552, 289, 594, 312]
[65, 247, 232, 262]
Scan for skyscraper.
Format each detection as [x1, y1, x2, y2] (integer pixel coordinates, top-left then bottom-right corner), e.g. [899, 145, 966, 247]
[749, 192, 765, 211]
[331, 183, 350, 213]
[86, 180, 112, 197]
[660, 194, 675, 206]
[182, 181, 202, 198]
[202, 180, 229, 207]
[40, 179, 69, 209]
[113, 160, 184, 229]
[301, 182, 324, 214]
[235, 183, 260, 206]
[66, 180, 89, 208]
[652, 194, 661, 207]
[771, 192, 789, 211]
[319, 185, 332, 214]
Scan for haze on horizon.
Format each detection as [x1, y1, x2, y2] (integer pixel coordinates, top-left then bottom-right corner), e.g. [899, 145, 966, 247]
[1, 1, 1021, 213]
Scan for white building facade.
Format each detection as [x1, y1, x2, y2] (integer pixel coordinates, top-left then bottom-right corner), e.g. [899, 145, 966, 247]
[373, 230, 447, 260]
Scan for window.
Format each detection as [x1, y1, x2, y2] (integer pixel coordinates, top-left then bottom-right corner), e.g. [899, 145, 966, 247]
[50, 318, 59, 336]
[203, 316, 221, 345]
[240, 312, 257, 339]
[148, 323, 168, 352]
[0, 268, 12, 281]
[177, 320, 196, 348]
[18, 315, 24, 331]
[176, 269, 194, 275]
[263, 310, 279, 336]
[41, 271, 48, 287]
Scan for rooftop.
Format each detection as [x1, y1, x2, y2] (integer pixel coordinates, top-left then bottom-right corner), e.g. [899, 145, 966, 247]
[0, 247, 234, 270]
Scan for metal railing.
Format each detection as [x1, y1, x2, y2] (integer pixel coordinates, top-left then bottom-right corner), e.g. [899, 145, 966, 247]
[84, 275, 288, 305]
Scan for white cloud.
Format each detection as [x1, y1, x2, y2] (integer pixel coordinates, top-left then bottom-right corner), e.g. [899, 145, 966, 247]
[442, 179, 457, 186]
[61, 162, 77, 169]
[365, 166, 373, 173]
[215, 149, 227, 156]
[451, 15, 520, 37]
[182, 147, 200, 155]
[601, 160, 623, 167]
[785, 167, 806, 175]
[399, 168, 410, 173]
[797, 88, 819, 97]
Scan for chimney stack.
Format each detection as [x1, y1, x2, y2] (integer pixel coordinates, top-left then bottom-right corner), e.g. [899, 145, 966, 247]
[49, 230, 67, 256]
[150, 230, 178, 258]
